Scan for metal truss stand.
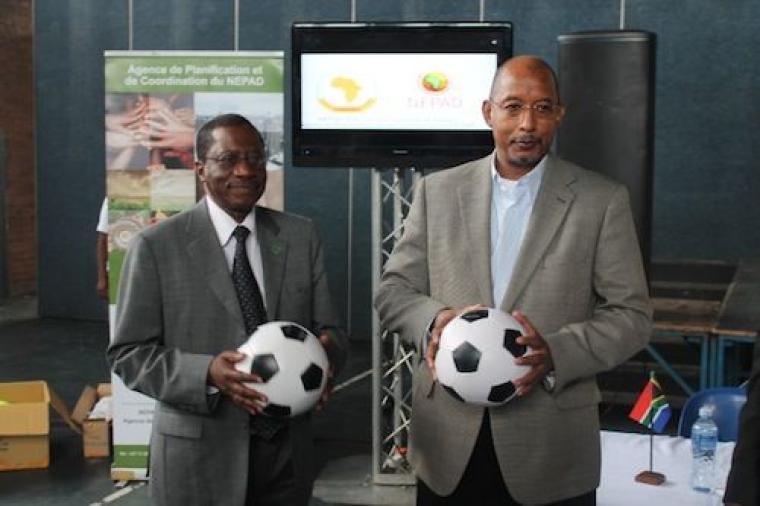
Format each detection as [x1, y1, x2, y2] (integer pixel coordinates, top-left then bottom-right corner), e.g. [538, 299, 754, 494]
[371, 167, 421, 485]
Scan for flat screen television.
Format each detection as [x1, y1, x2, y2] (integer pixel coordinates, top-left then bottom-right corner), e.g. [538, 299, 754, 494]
[291, 22, 513, 168]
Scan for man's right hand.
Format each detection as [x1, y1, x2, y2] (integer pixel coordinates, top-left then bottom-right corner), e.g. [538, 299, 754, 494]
[96, 276, 109, 300]
[426, 304, 484, 380]
[207, 351, 268, 415]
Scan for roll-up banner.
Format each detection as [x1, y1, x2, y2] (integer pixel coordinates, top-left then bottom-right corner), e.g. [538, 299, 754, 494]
[104, 51, 284, 480]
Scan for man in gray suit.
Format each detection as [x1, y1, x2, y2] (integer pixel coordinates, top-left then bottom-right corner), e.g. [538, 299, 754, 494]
[375, 56, 652, 505]
[108, 114, 347, 506]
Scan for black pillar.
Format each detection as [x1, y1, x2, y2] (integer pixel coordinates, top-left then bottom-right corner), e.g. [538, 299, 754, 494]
[556, 30, 656, 268]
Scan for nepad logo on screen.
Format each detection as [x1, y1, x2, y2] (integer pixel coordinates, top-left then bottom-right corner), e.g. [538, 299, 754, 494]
[318, 76, 377, 113]
[410, 70, 462, 110]
[421, 72, 449, 93]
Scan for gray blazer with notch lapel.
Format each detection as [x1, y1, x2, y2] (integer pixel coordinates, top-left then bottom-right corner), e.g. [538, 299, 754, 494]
[374, 153, 652, 505]
[108, 200, 347, 506]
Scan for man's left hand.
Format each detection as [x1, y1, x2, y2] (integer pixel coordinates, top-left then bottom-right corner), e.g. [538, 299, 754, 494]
[317, 332, 336, 410]
[512, 310, 554, 396]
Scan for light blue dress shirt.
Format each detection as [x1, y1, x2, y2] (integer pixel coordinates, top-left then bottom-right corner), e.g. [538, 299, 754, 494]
[490, 155, 546, 307]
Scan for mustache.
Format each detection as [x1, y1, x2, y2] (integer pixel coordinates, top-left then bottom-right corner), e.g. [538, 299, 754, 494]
[225, 178, 263, 187]
[225, 182, 261, 190]
[511, 135, 541, 144]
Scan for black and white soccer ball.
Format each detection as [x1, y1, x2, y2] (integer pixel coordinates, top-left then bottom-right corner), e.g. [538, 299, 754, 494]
[434, 308, 529, 406]
[235, 321, 329, 417]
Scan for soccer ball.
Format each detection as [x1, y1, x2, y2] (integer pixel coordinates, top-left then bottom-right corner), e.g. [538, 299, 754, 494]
[434, 308, 529, 406]
[235, 321, 329, 417]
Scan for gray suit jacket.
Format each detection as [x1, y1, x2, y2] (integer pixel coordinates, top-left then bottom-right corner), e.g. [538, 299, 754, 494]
[107, 201, 347, 506]
[375, 154, 652, 505]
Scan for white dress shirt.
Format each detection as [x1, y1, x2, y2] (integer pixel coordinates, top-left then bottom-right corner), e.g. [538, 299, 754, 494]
[205, 196, 267, 309]
[490, 154, 546, 307]
[96, 197, 108, 234]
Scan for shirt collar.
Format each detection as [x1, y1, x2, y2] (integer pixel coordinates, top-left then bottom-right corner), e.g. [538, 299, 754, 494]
[205, 196, 256, 247]
[490, 152, 547, 200]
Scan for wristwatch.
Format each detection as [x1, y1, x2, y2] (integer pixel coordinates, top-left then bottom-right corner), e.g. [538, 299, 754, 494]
[541, 371, 557, 392]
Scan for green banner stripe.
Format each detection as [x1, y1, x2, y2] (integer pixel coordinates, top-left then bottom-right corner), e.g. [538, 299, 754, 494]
[112, 444, 149, 469]
[108, 248, 126, 302]
[105, 56, 283, 93]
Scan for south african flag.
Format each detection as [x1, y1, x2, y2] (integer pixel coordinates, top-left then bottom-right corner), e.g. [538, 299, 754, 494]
[628, 372, 672, 433]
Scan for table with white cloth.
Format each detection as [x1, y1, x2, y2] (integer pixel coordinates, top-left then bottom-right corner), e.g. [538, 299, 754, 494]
[599, 430, 735, 506]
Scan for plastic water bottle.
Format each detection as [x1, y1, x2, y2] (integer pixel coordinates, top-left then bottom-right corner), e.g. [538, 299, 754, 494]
[690, 404, 719, 493]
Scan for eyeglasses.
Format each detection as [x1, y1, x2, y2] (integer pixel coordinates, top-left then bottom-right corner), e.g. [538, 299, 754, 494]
[205, 151, 267, 170]
[492, 101, 559, 119]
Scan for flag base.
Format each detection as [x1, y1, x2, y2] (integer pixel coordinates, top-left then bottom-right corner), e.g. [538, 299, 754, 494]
[635, 471, 666, 486]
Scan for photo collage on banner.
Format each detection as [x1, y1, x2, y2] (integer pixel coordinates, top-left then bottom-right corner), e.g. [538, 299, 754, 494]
[104, 51, 284, 479]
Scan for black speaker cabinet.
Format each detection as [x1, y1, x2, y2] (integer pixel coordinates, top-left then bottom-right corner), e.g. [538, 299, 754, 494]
[556, 30, 656, 267]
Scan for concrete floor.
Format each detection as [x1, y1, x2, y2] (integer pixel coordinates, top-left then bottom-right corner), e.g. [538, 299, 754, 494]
[0, 301, 403, 506]
[0, 298, 657, 506]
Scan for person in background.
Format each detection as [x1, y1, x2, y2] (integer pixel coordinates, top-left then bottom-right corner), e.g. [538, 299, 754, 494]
[96, 197, 108, 300]
[724, 340, 760, 506]
[108, 114, 347, 506]
[374, 56, 652, 505]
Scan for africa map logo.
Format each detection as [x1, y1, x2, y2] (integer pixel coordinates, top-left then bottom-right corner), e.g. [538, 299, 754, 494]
[318, 76, 377, 112]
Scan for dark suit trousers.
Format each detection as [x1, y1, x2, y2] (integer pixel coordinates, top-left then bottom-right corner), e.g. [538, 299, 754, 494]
[416, 414, 596, 506]
[245, 425, 310, 506]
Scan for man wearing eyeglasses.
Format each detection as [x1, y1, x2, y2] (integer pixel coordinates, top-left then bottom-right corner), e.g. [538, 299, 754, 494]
[375, 56, 652, 505]
[108, 114, 347, 506]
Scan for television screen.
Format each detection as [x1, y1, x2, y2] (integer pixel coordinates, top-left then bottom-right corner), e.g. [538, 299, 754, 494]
[292, 23, 512, 168]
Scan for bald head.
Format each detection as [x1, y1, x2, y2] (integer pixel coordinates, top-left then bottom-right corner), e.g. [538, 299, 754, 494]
[482, 55, 565, 179]
[489, 56, 560, 104]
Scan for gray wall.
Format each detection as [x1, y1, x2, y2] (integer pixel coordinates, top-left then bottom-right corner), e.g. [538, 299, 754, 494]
[36, 1, 760, 334]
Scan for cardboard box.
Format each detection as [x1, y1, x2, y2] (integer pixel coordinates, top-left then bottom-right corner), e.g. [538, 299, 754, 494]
[0, 381, 77, 471]
[71, 383, 112, 458]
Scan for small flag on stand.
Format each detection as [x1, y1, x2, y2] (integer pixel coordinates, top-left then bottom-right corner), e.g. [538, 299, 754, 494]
[629, 371, 671, 486]
[629, 371, 672, 433]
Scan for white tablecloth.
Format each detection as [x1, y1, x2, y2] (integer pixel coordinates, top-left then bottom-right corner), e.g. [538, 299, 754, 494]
[598, 431, 735, 506]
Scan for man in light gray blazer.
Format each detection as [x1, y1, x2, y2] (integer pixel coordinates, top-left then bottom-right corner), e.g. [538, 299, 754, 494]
[375, 56, 652, 505]
[108, 114, 347, 506]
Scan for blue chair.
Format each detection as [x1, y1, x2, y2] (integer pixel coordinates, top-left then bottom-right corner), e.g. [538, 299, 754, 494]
[677, 387, 747, 442]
